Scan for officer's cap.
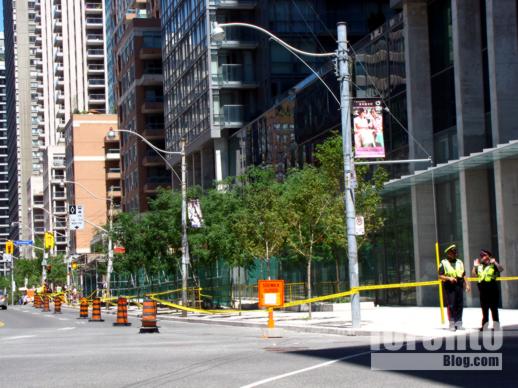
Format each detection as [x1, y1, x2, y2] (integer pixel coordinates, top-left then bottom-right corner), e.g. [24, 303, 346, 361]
[444, 244, 457, 254]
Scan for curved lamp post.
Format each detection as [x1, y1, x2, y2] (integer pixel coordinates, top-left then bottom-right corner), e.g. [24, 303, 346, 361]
[212, 22, 361, 328]
[60, 179, 115, 300]
[107, 128, 191, 316]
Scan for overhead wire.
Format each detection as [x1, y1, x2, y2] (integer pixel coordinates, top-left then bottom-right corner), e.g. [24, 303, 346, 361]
[302, 1, 432, 162]
[348, 43, 433, 161]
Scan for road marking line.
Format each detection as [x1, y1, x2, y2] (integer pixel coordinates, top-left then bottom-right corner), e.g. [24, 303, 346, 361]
[57, 327, 75, 331]
[58, 318, 70, 321]
[2, 335, 37, 341]
[240, 350, 372, 388]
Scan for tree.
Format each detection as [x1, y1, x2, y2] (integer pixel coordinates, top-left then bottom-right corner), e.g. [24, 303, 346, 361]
[281, 165, 343, 318]
[314, 134, 388, 288]
[235, 167, 287, 279]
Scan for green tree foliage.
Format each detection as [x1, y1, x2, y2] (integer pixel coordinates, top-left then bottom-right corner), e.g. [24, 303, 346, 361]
[281, 165, 343, 317]
[235, 167, 287, 278]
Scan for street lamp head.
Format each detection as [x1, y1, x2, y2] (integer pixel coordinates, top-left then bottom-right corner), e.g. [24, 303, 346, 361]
[59, 180, 65, 188]
[107, 128, 117, 139]
[211, 23, 226, 42]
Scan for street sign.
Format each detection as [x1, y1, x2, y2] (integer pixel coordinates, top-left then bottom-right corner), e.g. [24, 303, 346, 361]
[2, 253, 12, 263]
[69, 204, 85, 230]
[355, 215, 365, 236]
[258, 280, 285, 308]
[14, 240, 34, 246]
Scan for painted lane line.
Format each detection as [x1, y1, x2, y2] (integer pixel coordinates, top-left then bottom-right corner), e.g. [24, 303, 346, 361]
[57, 327, 75, 331]
[2, 335, 37, 341]
[240, 350, 372, 388]
[58, 318, 70, 321]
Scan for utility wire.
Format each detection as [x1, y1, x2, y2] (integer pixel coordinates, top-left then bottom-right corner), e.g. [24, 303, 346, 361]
[303, 0, 336, 41]
[348, 43, 433, 161]
[290, 0, 327, 53]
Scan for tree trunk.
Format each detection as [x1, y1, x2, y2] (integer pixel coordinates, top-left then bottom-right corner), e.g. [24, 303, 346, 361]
[266, 241, 271, 280]
[307, 254, 312, 320]
[334, 248, 340, 293]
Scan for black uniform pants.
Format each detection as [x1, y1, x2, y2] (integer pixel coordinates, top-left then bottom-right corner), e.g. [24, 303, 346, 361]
[444, 281, 464, 324]
[478, 281, 500, 326]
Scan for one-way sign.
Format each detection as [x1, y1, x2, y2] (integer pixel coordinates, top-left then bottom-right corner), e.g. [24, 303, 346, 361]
[69, 204, 85, 230]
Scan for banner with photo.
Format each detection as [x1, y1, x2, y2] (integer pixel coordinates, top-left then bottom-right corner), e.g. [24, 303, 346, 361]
[352, 99, 385, 158]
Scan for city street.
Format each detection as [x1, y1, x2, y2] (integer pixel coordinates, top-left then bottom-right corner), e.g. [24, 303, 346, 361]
[1, 306, 517, 387]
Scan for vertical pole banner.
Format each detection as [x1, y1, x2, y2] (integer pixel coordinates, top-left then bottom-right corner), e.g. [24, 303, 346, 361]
[352, 99, 385, 158]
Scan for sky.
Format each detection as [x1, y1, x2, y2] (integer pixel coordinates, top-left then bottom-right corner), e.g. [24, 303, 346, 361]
[0, 2, 3, 32]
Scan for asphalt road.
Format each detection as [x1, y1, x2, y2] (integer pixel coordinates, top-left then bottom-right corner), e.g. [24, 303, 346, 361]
[0, 306, 517, 388]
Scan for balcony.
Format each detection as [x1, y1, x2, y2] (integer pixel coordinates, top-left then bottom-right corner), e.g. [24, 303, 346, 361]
[142, 96, 164, 114]
[144, 177, 171, 193]
[51, 173, 65, 182]
[54, 49, 64, 61]
[137, 74, 163, 86]
[54, 20, 62, 32]
[53, 5, 61, 17]
[87, 49, 104, 58]
[88, 65, 105, 74]
[106, 168, 121, 180]
[87, 34, 104, 45]
[55, 64, 64, 74]
[142, 154, 163, 166]
[86, 18, 103, 28]
[209, 0, 257, 8]
[53, 191, 66, 200]
[54, 206, 67, 215]
[212, 64, 257, 89]
[211, 28, 258, 50]
[107, 185, 122, 197]
[106, 148, 120, 160]
[85, 2, 103, 13]
[89, 94, 106, 104]
[88, 78, 105, 88]
[143, 123, 164, 139]
[214, 105, 244, 128]
[139, 48, 161, 60]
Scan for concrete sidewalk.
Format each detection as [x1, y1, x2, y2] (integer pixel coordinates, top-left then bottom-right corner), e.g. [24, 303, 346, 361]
[126, 303, 518, 338]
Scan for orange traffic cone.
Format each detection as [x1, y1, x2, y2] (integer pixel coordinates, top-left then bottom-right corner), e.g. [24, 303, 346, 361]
[78, 298, 89, 319]
[42, 295, 50, 312]
[113, 297, 131, 326]
[139, 299, 159, 333]
[34, 294, 41, 309]
[89, 298, 104, 322]
[54, 296, 62, 314]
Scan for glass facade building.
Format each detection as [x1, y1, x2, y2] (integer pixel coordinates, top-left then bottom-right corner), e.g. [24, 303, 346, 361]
[160, 0, 394, 188]
[224, 0, 518, 309]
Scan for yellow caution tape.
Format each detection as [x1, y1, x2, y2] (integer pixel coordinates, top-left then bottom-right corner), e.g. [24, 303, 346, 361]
[149, 295, 244, 315]
[497, 276, 518, 281]
[281, 289, 359, 308]
[356, 280, 441, 292]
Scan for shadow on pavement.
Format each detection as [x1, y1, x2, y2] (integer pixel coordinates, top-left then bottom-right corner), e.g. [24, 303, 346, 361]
[284, 329, 518, 388]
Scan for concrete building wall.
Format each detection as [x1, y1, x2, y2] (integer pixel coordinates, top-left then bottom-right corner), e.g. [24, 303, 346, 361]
[65, 114, 119, 254]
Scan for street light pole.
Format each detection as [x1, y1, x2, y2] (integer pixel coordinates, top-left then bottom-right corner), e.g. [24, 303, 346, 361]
[212, 21, 361, 328]
[106, 196, 114, 301]
[337, 23, 360, 328]
[180, 139, 189, 316]
[106, 129, 190, 314]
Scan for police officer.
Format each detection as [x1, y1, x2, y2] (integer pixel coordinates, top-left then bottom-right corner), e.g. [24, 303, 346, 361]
[439, 244, 471, 331]
[472, 249, 503, 331]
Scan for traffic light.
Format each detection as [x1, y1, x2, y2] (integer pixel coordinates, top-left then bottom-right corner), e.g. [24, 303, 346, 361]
[44, 232, 54, 250]
[47, 265, 52, 273]
[5, 240, 14, 255]
[71, 262, 78, 270]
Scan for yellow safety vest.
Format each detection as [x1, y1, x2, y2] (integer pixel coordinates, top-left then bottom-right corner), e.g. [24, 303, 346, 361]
[441, 259, 464, 278]
[477, 264, 497, 283]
